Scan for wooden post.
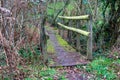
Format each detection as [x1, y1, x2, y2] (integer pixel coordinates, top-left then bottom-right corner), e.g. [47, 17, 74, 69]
[61, 19, 64, 38]
[58, 24, 61, 35]
[60, 29, 63, 38]
[60, 26, 62, 36]
[68, 20, 72, 43]
[76, 20, 80, 52]
[60, 19, 63, 37]
[87, 15, 93, 60]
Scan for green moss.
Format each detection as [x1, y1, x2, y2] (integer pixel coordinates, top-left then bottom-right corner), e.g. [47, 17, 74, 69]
[56, 34, 76, 52]
[47, 40, 55, 54]
[46, 26, 55, 54]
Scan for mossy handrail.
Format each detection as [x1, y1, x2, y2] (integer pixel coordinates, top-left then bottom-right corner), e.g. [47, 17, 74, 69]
[58, 15, 89, 20]
[57, 23, 90, 36]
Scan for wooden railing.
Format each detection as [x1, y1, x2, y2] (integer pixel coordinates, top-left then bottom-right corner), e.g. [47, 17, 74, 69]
[57, 15, 93, 60]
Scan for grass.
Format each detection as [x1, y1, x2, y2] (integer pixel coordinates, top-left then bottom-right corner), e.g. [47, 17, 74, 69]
[20, 64, 67, 80]
[56, 34, 76, 52]
[83, 57, 120, 80]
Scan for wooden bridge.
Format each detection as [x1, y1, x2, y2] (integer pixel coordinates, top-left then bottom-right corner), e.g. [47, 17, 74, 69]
[47, 14, 93, 66]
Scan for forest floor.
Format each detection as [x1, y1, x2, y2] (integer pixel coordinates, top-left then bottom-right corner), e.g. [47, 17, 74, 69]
[20, 24, 119, 80]
[1, 24, 119, 80]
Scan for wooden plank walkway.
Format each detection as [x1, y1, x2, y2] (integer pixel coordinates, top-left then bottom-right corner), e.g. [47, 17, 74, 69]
[47, 26, 89, 67]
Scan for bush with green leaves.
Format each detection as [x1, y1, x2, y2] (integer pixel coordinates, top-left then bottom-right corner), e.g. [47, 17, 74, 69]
[18, 46, 41, 59]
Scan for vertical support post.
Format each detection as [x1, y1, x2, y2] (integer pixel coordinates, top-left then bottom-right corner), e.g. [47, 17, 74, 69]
[60, 19, 63, 37]
[76, 20, 80, 52]
[58, 24, 61, 35]
[68, 20, 72, 43]
[87, 15, 93, 60]
[61, 19, 64, 38]
[60, 27, 63, 37]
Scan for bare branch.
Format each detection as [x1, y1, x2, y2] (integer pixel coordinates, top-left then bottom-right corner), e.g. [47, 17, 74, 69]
[0, 7, 12, 16]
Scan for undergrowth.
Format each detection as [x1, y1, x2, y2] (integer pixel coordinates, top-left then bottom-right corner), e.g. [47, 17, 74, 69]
[47, 1, 75, 23]
[18, 46, 41, 64]
[21, 65, 67, 80]
[83, 57, 120, 80]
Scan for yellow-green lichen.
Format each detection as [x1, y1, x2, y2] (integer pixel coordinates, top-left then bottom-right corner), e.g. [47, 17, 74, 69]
[56, 34, 76, 52]
[47, 40, 55, 54]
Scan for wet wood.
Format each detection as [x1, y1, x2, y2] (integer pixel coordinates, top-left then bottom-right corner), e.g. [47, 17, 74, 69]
[87, 15, 93, 60]
[57, 22, 90, 36]
[76, 21, 80, 51]
[58, 15, 89, 20]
